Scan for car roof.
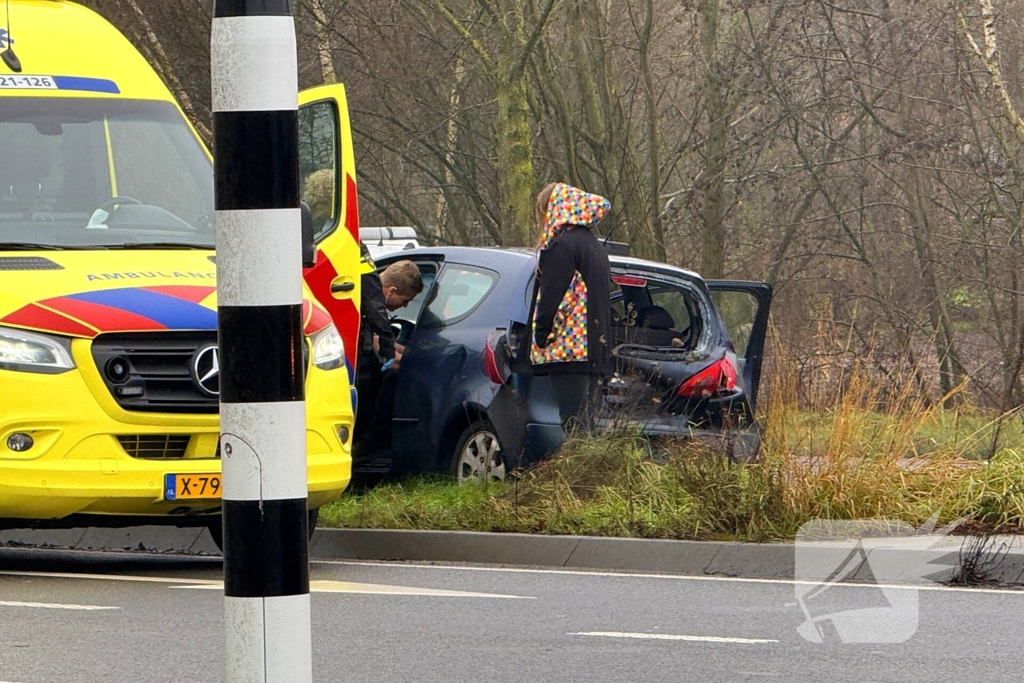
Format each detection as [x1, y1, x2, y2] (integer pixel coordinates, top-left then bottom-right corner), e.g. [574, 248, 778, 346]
[384, 245, 705, 282]
[608, 255, 703, 282]
[380, 246, 533, 270]
[360, 226, 419, 241]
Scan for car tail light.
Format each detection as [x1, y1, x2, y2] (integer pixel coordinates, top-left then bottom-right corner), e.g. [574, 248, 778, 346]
[677, 357, 737, 398]
[483, 332, 507, 385]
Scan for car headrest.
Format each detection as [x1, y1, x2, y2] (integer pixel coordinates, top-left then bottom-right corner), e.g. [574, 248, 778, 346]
[637, 305, 675, 330]
[0, 144, 51, 194]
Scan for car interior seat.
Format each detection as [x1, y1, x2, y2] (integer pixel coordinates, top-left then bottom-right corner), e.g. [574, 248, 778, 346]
[636, 305, 684, 347]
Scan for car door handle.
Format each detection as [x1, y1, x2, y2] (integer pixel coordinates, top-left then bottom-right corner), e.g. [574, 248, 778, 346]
[331, 281, 355, 293]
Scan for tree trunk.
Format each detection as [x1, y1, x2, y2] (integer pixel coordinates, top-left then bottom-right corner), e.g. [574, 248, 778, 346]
[494, 69, 536, 247]
[436, 55, 466, 240]
[901, 99, 965, 403]
[699, 0, 726, 279]
[310, 0, 337, 85]
[639, 0, 666, 262]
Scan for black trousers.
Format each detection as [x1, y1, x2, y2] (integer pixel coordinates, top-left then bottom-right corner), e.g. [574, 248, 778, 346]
[354, 352, 380, 445]
[354, 352, 397, 458]
[550, 372, 605, 430]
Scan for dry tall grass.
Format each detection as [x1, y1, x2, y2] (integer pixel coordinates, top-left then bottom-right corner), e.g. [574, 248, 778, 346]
[322, 363, 1024, 540]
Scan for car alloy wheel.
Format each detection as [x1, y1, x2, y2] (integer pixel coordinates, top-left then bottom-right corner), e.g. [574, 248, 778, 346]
[454, 425, 506, 483]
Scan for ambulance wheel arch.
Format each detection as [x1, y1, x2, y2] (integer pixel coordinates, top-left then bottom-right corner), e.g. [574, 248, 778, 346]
[298, 84, 361, 383]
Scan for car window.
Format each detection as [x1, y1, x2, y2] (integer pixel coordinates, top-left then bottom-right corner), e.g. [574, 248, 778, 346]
[710, 290, 758, 357]
[649, 286, 692, 333]
[608, 273, 702, 349]
[298, 100, 339, 241]
[420, 264, 498, 328]
[609, 273, 651, 343]
[110, 117, 208, 231]
[382, 261, 438, 325]
[609, 280, 625, 323]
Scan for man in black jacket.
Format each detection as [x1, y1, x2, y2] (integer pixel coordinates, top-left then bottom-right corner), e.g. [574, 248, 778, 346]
[354, 246, 423, 459]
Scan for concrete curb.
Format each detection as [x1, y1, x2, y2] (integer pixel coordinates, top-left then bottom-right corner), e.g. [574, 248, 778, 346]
[3, 527, 1024, 586]
[0, 526, 220, 555]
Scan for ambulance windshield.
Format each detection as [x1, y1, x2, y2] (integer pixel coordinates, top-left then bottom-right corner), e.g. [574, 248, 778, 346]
[0, 98, 215, 249]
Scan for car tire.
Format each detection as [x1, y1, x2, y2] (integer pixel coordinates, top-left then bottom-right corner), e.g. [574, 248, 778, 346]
[451, 421, 506, 483]
[208, 508, 320, 553]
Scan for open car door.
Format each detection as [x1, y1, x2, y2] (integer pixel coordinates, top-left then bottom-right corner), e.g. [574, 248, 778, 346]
[705, 281, 773, 410]
[297, 84, 362, 382]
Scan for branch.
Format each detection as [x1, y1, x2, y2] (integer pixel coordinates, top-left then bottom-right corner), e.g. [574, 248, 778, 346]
[428, 0, 495, 72]
[959, 4, 1024, 142]
[118, 0, 212, 141]
[513, 0, 561, 79]
[472, 0, 500, 22]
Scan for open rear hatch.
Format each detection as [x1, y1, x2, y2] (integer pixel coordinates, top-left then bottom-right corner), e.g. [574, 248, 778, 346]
[606, 272, 772, 434]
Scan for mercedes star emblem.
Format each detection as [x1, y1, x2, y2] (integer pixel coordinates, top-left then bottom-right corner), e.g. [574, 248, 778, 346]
[192, 344, 220, 397]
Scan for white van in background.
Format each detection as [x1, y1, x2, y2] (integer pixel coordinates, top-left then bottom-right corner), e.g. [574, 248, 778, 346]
[360, 226, 421, 259]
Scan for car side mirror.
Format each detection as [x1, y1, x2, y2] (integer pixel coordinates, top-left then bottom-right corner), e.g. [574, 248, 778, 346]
[300, 201, 316, 268]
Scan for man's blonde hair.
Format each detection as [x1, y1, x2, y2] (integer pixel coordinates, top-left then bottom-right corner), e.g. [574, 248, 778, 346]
[380, 260, 424, 298]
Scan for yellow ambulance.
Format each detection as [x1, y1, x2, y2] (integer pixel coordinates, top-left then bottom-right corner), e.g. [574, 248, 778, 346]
[0, 1, 362, 537]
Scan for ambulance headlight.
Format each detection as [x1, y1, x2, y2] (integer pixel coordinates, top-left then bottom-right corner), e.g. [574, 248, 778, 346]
[310, 324, 345, 371]
[0, 326, 76, 373]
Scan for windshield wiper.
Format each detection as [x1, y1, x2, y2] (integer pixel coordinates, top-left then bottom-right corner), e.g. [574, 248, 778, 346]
[0, 242, 101, 251]
[108, 242, 213, 250]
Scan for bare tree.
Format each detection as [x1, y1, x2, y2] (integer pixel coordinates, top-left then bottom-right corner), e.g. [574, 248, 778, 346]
[84, 0, 1024, 408]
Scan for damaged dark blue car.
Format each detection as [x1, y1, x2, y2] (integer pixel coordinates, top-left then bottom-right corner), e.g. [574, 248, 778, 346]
[354, 246, 772, 482]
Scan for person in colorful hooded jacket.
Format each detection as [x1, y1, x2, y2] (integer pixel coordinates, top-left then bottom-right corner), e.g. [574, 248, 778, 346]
[529, 182, 613, 426]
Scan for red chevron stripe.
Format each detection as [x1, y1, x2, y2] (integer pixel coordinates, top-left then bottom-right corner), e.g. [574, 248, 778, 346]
[42, 297, 165, 333]
[345, 173, 359, 242]
[302, 300, 333, 335]
[2, 303, 98, 338]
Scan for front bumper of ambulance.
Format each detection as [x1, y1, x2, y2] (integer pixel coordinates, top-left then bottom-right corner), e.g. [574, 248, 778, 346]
[0, 327, 352, 523]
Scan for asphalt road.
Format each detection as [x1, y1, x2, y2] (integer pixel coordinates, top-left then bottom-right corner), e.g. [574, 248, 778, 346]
[1, 547, 1022, 682]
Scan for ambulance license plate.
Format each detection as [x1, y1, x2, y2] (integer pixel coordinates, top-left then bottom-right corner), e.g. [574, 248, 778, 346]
[165, 473, 221, 500]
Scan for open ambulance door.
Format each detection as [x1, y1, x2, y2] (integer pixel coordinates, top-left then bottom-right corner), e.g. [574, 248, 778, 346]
[297, 84, 362, 384]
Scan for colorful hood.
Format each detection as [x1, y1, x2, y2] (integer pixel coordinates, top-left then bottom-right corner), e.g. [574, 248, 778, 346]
[0, 252, 332, 339]
[538, 183, 611, 250]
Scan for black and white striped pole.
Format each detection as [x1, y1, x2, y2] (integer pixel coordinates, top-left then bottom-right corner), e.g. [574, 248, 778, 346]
[211, 1, 311, 681]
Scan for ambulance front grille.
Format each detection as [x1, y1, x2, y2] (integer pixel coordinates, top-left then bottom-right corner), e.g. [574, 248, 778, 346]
[117, 434, 190, 459]
[91, 332, 219, 413]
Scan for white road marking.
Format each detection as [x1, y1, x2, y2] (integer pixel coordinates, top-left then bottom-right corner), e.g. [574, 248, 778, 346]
[174, 579, 532, 599]
[0, 570, 219, 585]
[570, 631, 777, 644]
[0, 570, 530, 599]
[316, 560, 1024, 595]
[0, 600, 118, 611]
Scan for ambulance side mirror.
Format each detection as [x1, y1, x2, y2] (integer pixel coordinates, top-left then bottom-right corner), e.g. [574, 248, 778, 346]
[300, 201, 316, 268]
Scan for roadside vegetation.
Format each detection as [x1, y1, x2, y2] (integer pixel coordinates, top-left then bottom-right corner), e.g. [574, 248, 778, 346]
[322, 369, 1024, 542]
